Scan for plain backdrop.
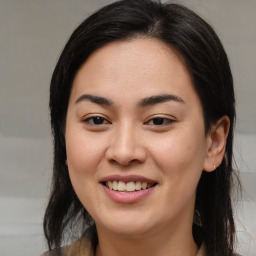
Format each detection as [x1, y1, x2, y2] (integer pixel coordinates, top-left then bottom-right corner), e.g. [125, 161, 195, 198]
[0, 1, 255, 255]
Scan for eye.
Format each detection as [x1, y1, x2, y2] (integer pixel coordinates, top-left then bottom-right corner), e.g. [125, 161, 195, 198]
[83, 116, 110, 125]
[145, 116, 175, 126]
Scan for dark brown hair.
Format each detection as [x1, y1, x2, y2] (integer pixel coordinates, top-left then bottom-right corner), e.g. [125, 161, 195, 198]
[44, 1, 238, 255]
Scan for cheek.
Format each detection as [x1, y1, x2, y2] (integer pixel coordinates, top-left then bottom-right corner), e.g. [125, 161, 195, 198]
[65, 133, 106, 211]
[66, 131, 105, 174]
[65, 131, 104, 203]
[149, 131, 206, 209]
[149, 127, 207, 182]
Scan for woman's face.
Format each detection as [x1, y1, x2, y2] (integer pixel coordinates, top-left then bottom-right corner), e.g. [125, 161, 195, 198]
[65, 38, 212, 238]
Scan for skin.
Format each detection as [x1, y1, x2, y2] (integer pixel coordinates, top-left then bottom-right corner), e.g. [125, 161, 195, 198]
[65, 38, 229, 256]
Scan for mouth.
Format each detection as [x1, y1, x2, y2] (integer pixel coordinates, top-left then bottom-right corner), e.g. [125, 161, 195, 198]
[101, 180, 158, 192]
[100, 175, 158, 203]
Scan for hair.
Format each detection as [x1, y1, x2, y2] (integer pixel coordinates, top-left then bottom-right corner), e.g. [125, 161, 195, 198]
[44, 1, 238, 255]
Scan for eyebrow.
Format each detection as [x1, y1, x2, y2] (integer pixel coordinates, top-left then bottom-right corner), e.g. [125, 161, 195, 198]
[75, 94, 113, 106]
[75, 93, 185, 107]
[138, 94, 185, 107]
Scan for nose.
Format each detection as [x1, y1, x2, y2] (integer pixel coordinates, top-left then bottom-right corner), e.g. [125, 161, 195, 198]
[105, 123, 147, 166]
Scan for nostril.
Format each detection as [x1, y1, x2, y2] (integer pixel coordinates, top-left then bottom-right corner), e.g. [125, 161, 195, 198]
[107, 156, 138, 166]
[105, 137, 147, 165]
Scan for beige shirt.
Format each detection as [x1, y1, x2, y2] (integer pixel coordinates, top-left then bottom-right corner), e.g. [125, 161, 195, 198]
[41, 235, 206, 256]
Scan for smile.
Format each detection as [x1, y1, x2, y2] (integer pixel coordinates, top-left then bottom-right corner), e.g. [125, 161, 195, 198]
[100, 175, 158, 203]
[104, 181, 156, 192]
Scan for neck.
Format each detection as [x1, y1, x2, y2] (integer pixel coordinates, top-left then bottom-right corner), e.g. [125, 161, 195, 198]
[95, 223, 198, 256]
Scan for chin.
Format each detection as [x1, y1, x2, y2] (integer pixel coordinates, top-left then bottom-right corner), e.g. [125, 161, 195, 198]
[95, 211, 157, 238]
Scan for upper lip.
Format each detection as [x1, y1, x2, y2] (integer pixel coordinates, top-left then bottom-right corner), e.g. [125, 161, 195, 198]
[99, 175, 158, 184]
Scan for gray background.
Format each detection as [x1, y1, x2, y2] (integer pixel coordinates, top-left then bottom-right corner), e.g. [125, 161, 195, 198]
[0, 0, 255, 255]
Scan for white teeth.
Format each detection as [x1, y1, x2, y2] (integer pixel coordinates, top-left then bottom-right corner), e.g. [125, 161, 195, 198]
[112, 181, 118, 191]
[135, 181, 142, 190]
[117, 181, 126, 191]
[126, 181, 136, 192]
[105, 180, 154, 192]
[142, 182, 147, 190]
[107, 181, 113, 190]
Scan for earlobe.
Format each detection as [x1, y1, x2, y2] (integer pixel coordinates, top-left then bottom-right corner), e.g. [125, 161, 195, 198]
[203, 116, 230, 172]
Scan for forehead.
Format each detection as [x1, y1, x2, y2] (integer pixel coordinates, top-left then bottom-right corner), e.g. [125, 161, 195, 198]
[70, 38, 198, 107]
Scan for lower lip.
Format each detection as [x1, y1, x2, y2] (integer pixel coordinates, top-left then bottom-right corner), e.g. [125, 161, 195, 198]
[101, 184, 157, 204]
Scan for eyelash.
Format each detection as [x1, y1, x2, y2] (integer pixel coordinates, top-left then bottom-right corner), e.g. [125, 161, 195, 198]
[82, 115, 175, 126]
[144, 116, 175, 126]
[83, 116, 111, 125]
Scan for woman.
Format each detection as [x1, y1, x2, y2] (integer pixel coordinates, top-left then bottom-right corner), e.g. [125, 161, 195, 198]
[42, 0, 240, 255]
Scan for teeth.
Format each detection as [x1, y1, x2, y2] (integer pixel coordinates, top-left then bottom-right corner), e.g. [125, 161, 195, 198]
[107, 181, 113, 190]
[142, 182, 147, 190]
[112, 181, 118, 191]
[117, 181, 126, 191]
[105, 181, 154, 192]
[126, 181, 136, 192]
[135, 181, 142, 190]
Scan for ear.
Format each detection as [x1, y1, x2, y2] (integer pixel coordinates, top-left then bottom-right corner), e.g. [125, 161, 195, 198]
[203, 116, 230, 172]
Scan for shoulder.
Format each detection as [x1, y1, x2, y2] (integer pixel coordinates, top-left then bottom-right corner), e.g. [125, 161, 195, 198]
[39, 234, 94, 256]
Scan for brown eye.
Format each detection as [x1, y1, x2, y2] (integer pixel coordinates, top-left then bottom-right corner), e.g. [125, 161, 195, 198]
[84, 116, 110, 125]
[152, 117, 165, 125]
[146, 117, 175, 126]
